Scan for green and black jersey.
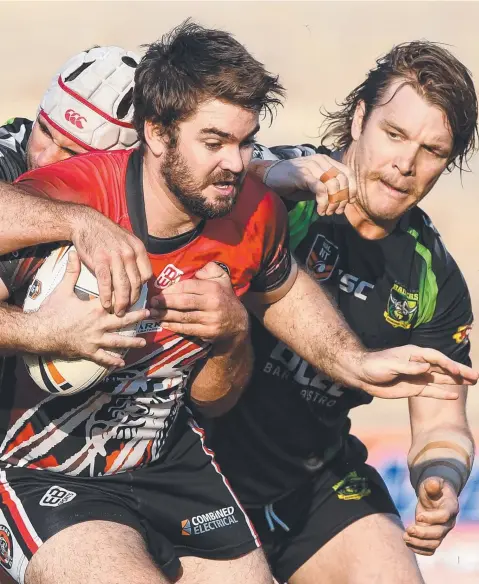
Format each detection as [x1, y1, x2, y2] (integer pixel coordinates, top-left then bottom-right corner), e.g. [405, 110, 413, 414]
[0, 117, 32, 182]
[209, 144, 473, 506]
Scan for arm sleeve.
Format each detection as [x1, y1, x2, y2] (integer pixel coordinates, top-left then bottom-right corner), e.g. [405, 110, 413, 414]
[410, 262, 473, 366]
[0, 147, 28, 183]
[249, 192, 298, 303]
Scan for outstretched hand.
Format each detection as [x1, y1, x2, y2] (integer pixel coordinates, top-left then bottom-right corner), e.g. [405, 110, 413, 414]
[404, 477, 459, 555]
[355, 345, 477, 399]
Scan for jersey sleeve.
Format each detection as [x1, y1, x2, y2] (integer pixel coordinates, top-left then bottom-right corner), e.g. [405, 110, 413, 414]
[410, 261, 473, 366]
[248, 191, 298, 304]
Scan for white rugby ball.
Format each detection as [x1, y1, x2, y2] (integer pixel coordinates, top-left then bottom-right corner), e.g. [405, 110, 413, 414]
[22, 244, 148, 395]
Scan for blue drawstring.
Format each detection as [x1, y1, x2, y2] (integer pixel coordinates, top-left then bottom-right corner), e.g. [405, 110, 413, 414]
[264, 503, 290, 533]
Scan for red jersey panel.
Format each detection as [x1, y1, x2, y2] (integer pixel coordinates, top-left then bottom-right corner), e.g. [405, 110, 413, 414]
[0, 149, 292, 477]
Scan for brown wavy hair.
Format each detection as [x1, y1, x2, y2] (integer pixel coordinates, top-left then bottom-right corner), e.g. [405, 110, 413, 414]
[321, 41, 478, 172]
[133, 20, 285, 144]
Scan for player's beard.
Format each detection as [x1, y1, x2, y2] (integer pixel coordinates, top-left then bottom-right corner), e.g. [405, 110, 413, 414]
[161, 144, 244, 219]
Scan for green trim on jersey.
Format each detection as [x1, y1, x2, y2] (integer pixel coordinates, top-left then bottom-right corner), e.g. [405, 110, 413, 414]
[407, 227, 438, 326]
[3, 118, 14, 125]
[288, 200, 317, 252]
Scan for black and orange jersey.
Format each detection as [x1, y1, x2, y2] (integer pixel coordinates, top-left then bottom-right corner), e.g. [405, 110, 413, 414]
[210, 144, 473, 506]
[0, 148, 295, 477]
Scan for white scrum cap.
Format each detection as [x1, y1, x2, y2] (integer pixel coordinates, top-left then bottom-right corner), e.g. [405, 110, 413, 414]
[38, 46, 140, 151]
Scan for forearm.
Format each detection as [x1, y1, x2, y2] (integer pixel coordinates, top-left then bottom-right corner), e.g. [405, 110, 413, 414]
[248, 267, 366, 387]
[0, 303, 52, 355]
[408, 421, 475, 495]
[189, 332, 254, 417]
[0, 182, 84, 253]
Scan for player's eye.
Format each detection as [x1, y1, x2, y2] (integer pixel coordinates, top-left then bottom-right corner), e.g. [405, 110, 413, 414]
[205, 142, 222, 151]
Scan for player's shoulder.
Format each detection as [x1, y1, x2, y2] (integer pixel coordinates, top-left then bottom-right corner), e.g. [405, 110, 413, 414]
[406, 206, 464, 280]
[17, 149, 131, 187]
[231, 174, 286, 227]
[0, 117, 33, 182]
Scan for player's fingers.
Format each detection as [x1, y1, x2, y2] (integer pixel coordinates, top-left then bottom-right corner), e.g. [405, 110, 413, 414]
[151, 293, 205, 312]
[404, 536, 441, 554]
[110, 254, 132, 317]
[95, 260, 113, 312]
[392, 360, 431, 376]
[160, 321, 212, 339]
[159, 279, 210, 296]
[104, 308, 150, 331]
[313, 182, 330, 216]
[91, 348, 125, 369]
[195, 262, 231, 285]
[129, 236, 153, 285]
[58, 251, 81, 294]
[406, 524, 450, 541]
[422, 477, 444, 502]
[121, 247, 142, 306]
[416, 508, 454, 525]
[154, 309, 208, 325]
[101, 333, 147, 350]
[409, 347, 475, 380]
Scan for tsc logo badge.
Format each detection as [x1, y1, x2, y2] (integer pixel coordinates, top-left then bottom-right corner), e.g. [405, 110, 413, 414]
[306, 234, 339, 281]
[384, 282, 418, 329]
[0, 525, 13, 569]
[332, 471, 371, 501]
[453, 324, 472, 344]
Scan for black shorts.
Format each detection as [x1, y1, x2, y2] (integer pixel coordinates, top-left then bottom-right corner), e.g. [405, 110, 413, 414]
[0, 414, 259, 584]
[246, 454, 399, 583]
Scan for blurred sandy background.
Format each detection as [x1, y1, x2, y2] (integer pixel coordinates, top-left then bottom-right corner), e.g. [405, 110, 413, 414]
[1, 1, 478, 581]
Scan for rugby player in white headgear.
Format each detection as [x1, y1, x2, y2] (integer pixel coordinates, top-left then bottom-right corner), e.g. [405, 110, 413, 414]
[0, 45, 139, 181]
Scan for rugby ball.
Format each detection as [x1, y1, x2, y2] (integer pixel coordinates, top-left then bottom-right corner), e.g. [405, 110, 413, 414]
[22, 244, 148, 395]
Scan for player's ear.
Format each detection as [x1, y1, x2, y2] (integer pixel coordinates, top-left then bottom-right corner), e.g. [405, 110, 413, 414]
[144, 121, 168, 157]
[351, 101, 366, 142]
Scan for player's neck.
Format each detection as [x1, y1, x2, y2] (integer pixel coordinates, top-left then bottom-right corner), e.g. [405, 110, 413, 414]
[344, 204, 397, 240]
[142, 150, 202, 238]
[342, 145, 398, 240]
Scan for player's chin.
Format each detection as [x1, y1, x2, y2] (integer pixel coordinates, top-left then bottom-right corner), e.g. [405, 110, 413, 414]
[204, 193, 238, 218]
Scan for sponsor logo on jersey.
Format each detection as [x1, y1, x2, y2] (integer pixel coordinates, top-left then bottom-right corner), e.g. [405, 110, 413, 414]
[181, 506, 238, 536]
[137, 320, 163, 335]
[39, 485, 77, 507]
[338, 270, 374, 301]
[0, 525, 13, 569]
[306, 234, 339, 281]
[384, 282, 418, 329]
[28, 279, 42, 300]
[332, 471, 371, 501]
[453, 324, 472, 345]
[64, 109, 87, 129]
[154, 264, 184, 290]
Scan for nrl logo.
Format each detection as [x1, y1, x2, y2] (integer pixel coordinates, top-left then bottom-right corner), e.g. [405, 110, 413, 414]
[306, 234, 339, 282]
[384, 282, 419, 329]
